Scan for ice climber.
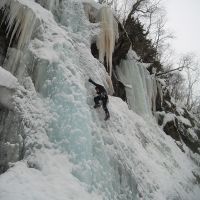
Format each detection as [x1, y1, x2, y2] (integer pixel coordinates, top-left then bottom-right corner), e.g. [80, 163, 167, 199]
[89, 78, 110, 121]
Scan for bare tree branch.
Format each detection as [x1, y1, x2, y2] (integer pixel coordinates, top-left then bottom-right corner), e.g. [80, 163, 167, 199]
[156, 66, 184, 76]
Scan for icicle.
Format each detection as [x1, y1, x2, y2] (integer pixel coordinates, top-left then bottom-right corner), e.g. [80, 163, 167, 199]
[151, 76, 158, 114]
[105, 73, 114, 95]
[3, 48, 24, 77]
[0, 0, 36, 50]
[96, 6, 119, 77]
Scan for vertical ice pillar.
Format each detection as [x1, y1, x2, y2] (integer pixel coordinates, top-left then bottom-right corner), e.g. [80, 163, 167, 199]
[0, 0, 36, 50]
[117, 50, 157, 117]
[0, 0, 37, 78]
[96, 6, 119, 77]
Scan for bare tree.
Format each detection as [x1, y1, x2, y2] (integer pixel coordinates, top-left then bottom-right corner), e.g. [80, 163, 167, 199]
[164, 54, 200, 110]
[100, 0, 158, 22]
[123, 0, 174, 65]
[181, 54, 200, 110]
[192, 97, 200, 121]
[167, 72, 185, 102]
[153, 14, 174, 56]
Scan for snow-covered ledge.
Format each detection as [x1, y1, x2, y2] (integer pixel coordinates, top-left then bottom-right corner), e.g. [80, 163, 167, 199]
[0, 66, 19, 109]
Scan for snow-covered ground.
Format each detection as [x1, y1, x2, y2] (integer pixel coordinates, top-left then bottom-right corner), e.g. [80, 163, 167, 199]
[0, 0, 200, 200]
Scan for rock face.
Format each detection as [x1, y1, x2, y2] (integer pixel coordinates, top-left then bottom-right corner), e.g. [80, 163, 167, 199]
[0, 11, 24, 173]
[155, 86, 200, 154]
[0, 107, 24, 173]
[0, 12, 22, 174]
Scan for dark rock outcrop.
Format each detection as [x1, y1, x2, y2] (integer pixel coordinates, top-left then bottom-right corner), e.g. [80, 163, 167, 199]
[0, 107, 25, 174]
[0, 11, 9, 66]
[156, 85, 200, 154]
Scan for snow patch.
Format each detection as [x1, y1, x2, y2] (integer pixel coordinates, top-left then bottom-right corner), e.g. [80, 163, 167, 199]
[177, 115, 192, 127]
[0, 66, 19, 108]
[0, 66, 18, 89]
[0, 151, 102, 200]
[162, 113, 175, 127]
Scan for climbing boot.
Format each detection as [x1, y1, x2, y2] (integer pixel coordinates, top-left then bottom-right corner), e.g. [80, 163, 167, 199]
[94, 104, 101, 109]
[104, 112, 110, 121]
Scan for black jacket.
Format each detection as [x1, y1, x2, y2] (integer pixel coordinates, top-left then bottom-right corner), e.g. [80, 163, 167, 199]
[89, 79, 107, 96]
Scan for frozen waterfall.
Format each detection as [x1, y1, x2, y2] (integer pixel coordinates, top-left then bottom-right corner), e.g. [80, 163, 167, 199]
[0, 1, 200, 200]
[117, 50, 157, 117]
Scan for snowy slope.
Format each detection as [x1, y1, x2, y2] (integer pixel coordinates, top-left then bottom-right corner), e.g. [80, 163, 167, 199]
[0, 0, 200, 200]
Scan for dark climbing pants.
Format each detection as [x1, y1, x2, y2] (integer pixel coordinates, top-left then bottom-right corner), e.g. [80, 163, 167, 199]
[94, 95, 109, 114]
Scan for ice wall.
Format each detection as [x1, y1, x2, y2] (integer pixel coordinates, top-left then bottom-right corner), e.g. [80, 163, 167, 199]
[0, 0, 138, 199]
[24, 19, 138, 200]
[35, 0, 60, 12]
[117, 50, 157, 117]
[55, 0, 89, 33]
